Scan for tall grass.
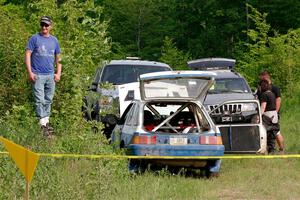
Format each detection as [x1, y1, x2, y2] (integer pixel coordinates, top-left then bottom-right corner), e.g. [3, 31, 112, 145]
[0, 86, 300, 199]
[1, 156, 300, 199]
[281, 83, 300, 153]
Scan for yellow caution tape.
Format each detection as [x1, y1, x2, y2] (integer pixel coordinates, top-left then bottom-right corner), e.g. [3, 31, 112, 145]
[1, 136, 298, 186]
[1, 151, 300, 159]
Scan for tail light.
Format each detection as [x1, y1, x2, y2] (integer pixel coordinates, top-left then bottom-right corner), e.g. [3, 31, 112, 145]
[199, 135, 222, 145]
[131, 135, 156, 145]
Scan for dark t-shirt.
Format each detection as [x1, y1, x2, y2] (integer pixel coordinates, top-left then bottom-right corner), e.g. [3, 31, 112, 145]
[257, 84, 281, 102]
[270, 85, 280, 98]
[261, 90, 276, 111]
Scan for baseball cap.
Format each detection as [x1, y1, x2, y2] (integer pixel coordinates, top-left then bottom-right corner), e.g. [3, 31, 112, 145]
[40, 16, 52, 25]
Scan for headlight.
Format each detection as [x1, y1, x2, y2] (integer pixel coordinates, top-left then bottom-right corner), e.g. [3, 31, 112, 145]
[241, 103, 257, 112]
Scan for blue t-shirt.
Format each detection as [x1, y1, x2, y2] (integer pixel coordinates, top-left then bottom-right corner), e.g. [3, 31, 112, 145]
[26, 33, 61, 75]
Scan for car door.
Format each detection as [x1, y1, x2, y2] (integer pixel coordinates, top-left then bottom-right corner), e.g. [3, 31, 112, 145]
[209, 100, 267, 154]
[120, 103, 140, 146]
[111, 103, 134, 146]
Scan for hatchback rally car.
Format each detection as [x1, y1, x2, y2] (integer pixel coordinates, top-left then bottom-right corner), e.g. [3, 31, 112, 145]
[111, 71, 225, 176]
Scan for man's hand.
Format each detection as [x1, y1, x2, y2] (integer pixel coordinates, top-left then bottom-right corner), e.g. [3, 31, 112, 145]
[54, 54, 62, 82]
[28, 72, 36, 82]
[54, 73, 61, 82]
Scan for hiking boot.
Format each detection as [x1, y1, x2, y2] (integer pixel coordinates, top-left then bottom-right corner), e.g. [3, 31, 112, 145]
[41, 126, 51, 138]
[46, 123, 54, 134]
[278, 149, 285, 155]
[41, 125, 52, 139]
[268, 149, 276, 155]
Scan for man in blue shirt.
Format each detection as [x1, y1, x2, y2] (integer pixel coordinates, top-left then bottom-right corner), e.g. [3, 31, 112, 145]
[25, 16, 62, 138]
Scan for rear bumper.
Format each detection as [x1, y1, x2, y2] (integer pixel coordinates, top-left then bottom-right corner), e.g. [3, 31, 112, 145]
[127, 144, 224, 157]
[127, 145, 224, 170]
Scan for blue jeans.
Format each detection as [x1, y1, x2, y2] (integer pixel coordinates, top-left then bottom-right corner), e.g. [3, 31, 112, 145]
[32, 74, 55, 119]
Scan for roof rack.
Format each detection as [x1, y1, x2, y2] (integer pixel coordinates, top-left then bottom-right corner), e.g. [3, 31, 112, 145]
[126, 56, 141, 60]
[187, 58, 236, 70]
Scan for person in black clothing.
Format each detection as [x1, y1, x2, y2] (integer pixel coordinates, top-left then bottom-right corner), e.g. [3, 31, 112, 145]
[260, 80, 279, 153]
[257, 71, 285, 153]
[257, 71, 281, 111]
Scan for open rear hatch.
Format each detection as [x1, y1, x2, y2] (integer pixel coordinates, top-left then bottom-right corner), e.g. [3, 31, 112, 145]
[139, 71, 216, 103]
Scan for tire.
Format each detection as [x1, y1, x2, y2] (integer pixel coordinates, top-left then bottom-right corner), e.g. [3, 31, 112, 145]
[204, 168, 220, 178]
[204, 160, 221, 178]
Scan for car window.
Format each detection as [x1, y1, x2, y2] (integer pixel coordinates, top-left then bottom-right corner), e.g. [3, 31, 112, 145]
[100, 65, 171, 85]
[131, 103, 139, 126]
[101, 65, 136, 85]
[125, 104, 136, 126]
[208, 78, 250, 94]
[118, 103, 134, 125]
[134, 65, 170, 76]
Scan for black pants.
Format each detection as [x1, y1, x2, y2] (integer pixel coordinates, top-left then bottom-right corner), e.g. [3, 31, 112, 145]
[263, 115, 279, 153]
[267, 130, 277, 153]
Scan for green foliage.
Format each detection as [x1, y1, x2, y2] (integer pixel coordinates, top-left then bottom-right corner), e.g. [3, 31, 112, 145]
[246, 4, 270, 45]
[248, 0, 300, 34]
[0, 157, 130, 199]
[99, 0, 300, 63]
[0, 0, 116, 172]
[0, 3, 33, 114]
[160, 37, 191, 70]
[1, 155, 300, 198]
[100, 0, 249, 60]
[99, 0, 177, 60]
[281, 83, 300, 153]
[237, 4, 300, 97]
[1, 1, 300, 198]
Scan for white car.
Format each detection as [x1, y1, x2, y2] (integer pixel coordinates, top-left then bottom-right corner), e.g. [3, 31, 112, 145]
[111, 71, 225, 177]
[83, 59, 172, 137]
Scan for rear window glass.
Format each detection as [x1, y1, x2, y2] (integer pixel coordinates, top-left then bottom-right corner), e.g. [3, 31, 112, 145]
[143, 78, 208, 99]
[101, 65, 170, 85]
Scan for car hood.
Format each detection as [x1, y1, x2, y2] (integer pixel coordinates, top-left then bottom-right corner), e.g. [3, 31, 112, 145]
[204, 93, 255, 106]
[139, 71, 216, 102]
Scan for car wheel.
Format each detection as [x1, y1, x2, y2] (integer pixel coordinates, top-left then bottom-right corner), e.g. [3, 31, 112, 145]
[204, 169, 220, 178]
[204, 160, 221, 178]
[128, 159, 147, 174]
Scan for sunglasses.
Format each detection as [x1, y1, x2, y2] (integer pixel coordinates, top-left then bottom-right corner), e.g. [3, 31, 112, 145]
[40, 23, 50, 27]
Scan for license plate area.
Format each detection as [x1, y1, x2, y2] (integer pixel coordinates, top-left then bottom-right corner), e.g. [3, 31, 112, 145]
[222, 116, 232, 122]
[170, 137, 187, 145]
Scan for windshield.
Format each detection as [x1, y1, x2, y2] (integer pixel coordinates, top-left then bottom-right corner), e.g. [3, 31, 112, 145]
[100, 65, 170, 85]
[208, 78, 250, 94]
